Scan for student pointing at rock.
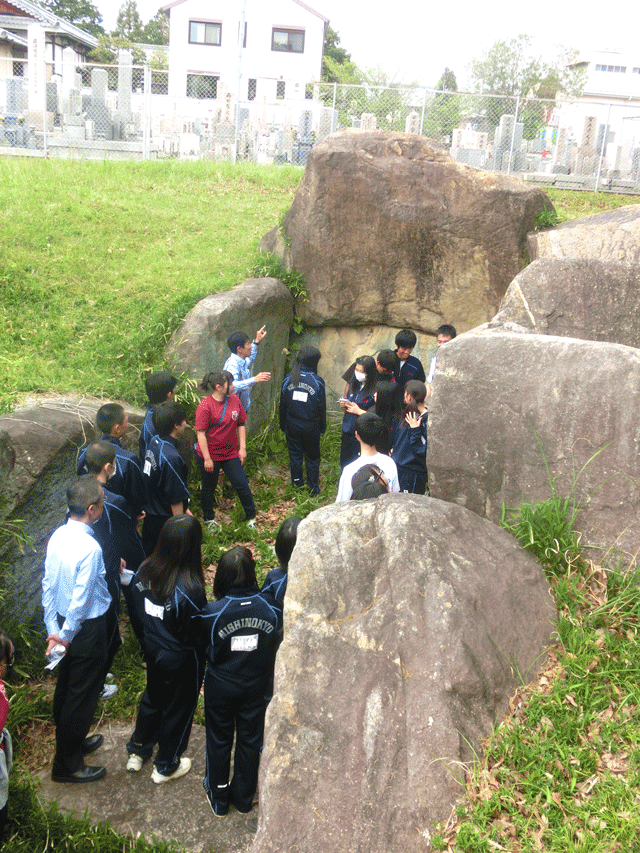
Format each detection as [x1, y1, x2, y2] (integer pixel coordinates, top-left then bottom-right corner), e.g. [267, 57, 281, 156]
[223, 325, 271, 413]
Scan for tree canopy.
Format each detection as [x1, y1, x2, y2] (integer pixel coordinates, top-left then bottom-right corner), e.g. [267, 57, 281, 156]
[322, 27, 362, 84]
[113, 0, 145, 42]
[469, 35, 585, 100]
[141, 9, 169, 45]
[42, 0, 105, 38]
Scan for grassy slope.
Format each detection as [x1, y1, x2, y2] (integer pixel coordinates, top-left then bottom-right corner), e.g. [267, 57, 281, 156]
[0, 158, 302, 411]
[1, 159, 638, 850]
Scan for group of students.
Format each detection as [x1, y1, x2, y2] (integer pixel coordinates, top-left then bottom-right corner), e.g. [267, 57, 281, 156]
[279, 326, 456, 500]
[41, 465, 300, 817]
[124, 511, 298, 817]
[34, 321, 455, 808]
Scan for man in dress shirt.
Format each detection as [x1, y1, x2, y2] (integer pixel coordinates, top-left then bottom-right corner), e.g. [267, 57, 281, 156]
[42, 478, 111, 783]
[223, 325, 271, 412]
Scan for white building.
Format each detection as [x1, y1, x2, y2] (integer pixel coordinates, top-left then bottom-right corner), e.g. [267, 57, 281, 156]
[557, 48, 640, 170]
[160, 0, 328, 104]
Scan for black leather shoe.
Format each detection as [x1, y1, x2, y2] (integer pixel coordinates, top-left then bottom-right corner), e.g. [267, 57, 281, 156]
[51, 764, 106, 783]
[82, 734, 103, 755]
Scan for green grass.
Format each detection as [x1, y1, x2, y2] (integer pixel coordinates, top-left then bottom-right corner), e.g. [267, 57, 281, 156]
[0, 158, 302, 412]
[0, 159, 638, 850]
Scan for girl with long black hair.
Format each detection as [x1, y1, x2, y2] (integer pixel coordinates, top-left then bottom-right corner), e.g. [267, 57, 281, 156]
[339, 355, 377, 468]
[126, 514, 206, 783]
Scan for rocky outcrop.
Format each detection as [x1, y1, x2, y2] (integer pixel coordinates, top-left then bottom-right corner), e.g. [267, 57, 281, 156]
[166, 278, 294, 433]
[428, 329, 640, 562]
[0, 398, 145, 624]
[490, 258, 640, 347]
[252, 494, 554, 852]
[261, 129, 552, 334]
[528, 204, 640, 263]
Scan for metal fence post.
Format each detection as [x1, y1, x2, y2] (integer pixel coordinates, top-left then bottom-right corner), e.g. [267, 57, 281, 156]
[594, 102, 612, 193]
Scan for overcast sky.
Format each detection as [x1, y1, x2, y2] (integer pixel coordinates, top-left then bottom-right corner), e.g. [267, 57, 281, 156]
[97, 0, 635, 89]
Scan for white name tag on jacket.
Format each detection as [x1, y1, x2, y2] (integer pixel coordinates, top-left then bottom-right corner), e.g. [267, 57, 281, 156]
[145, 599, 164, 619]
[292, 390, 308, 402]
[231, 634, 258, 652]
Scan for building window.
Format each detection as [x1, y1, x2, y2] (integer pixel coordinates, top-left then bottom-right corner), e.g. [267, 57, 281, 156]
[248, 78, 257, 100]
[272, 28, 304, 53]
[13, 61, 25, 77]
[595, 64, 626, 73]
[187, 74, 219, 99]
[276, 80, 285, 99]
[189, 21, 221, 46]
[238, 20, 247, 48]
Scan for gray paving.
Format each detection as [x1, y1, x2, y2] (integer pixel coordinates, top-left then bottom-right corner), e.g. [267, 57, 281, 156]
[35, 723, 255, 853]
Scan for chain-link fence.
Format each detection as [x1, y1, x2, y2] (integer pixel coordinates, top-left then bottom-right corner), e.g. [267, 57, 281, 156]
[1, 58, 639, 192]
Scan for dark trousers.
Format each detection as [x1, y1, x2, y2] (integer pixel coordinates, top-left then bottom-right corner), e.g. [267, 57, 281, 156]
[104, 572, 123, 675]
[0, 802, 6, 845]
[340, 432, 360, 469]
[53, 613, 107, 773]
[286, 424, 321, 493]
[398, 466, 429, 495]
[203, 671, 266, 815]
[141, 513, 169, 557]
[127, 647, 203, 775]
[196, 455, 255, 521]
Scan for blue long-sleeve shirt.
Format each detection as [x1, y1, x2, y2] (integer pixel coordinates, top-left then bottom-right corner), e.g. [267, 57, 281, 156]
[42, 519, 111, 643]
[223, 343, 259, 411]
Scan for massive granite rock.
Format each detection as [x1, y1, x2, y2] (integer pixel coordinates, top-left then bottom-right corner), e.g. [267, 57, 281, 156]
[428, 330, 640, 561]
[166, 278, 294, 433]
[528, 204, 640, 263]
[260, 129, 552, 334]
[0, 398, 145, 624]
[490, 258, 640, 347]
[253, 494, 554, 852]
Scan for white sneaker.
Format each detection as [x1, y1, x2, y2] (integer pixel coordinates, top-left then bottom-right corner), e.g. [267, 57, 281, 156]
[151, 756, 191, 784]
[100, 684, 118, 700]
[247, 518, 257, 529]
[126, 753, 144, 772]
[105, 672, 115, 682]
[205, 519, 219, 530]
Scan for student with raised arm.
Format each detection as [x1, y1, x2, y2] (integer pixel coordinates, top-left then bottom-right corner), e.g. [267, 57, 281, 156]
[223, 325, 271, 413]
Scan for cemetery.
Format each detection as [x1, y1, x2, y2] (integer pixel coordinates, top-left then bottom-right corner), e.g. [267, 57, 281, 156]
[0, 35, 638, 190]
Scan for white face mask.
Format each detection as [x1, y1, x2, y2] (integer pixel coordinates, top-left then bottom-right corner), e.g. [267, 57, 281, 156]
[354, 370, 366, 383]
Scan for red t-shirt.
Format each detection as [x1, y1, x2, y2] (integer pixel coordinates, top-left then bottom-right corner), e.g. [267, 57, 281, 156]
[195, 394, 247, 461]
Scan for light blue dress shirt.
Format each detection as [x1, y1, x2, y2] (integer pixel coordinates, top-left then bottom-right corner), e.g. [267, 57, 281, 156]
[42, 519, 111, 644]
[223, 342, 258, 411]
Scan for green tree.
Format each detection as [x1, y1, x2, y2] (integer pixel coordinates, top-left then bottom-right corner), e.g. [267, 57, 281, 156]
[88, 35, 146, 66]
[41, 0, 105, 38]
[141, 9, 169, 45]
[321, 27, 362, 84]
[113, 0, 145, 42]
[469, 35, 585, 138]
[423, 66, 461, 141]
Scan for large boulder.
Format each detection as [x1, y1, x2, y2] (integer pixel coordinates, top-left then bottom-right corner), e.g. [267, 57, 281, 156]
[253, 494, 554, 852]
[428, 329, 640, 561]
[0, 397, 145, 625]
[528, 204, 640, 263]
[490, 258, 640, 347]
[166, 278, 294, 433]
[261, 129, 552, 334]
